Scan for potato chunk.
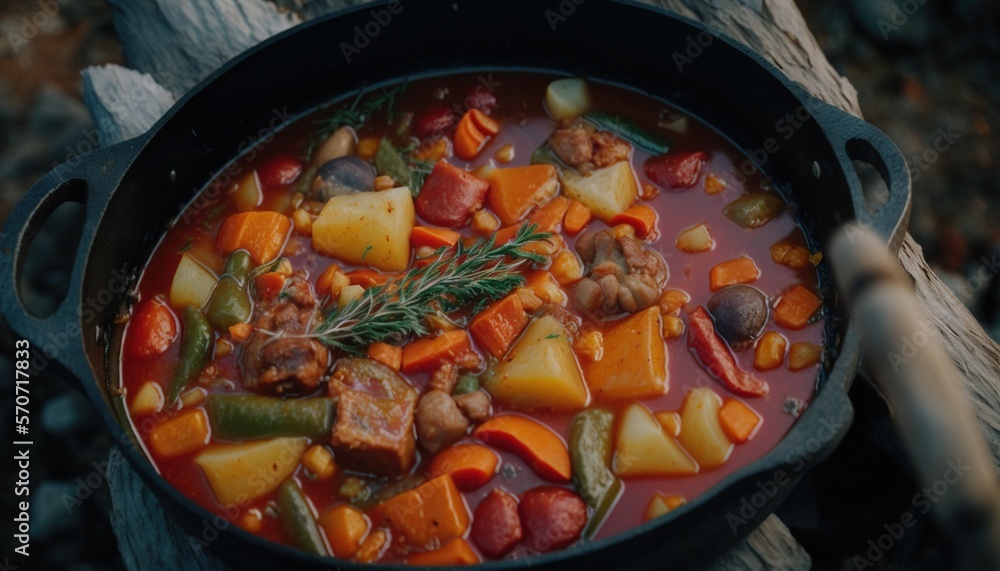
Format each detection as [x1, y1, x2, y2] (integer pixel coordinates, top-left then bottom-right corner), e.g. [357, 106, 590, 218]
[169, 253, 217, 310]
[482, 316, 589, 412]
[583, 307, 667, 400]
[677, 388, 733, 469]
[195, 437, 308, 505]
[560, 161, 638, 222]
[312, 186, 414, 271]
[614, 403, 697, 477]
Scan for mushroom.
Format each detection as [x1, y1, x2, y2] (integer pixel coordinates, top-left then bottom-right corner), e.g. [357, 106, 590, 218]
[707, 285, 769, 348]
[311, 156, 376, 200]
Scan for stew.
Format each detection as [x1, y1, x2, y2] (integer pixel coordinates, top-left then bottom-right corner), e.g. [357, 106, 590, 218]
[119, 73, 824, 563]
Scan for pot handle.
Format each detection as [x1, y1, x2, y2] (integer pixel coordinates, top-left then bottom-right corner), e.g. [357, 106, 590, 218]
[0, 136, 146, 388]
[803, 97, 911, 251]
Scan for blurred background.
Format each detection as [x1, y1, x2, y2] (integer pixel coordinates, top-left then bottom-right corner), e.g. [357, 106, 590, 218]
[0, 0, 996, 569]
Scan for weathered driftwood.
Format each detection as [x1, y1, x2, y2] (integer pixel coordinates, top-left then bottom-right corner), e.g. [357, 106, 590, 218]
[83, 0, 1000, 569]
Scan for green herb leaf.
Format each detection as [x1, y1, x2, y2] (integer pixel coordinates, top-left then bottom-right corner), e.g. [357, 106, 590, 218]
[361, 245, 373, 261]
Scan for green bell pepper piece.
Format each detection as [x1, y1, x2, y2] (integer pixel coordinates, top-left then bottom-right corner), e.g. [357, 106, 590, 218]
[570, 408, 623, 538]
[452, 375, 480, 396]
[724, 193, 785, 229]
[277, 479, 329, 556]
[205, 276, 252, 331]
[584, 111, 672, 154]
[205, 394, 335, 440]
[167, 306, 213, 403]
[222, 250, 252, 284]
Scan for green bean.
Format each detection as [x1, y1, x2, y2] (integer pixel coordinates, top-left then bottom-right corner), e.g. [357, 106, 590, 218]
[205, 394, 334, 439]
[569, 408, 623, 538]
[584, 111, 672, 154]
[724, 193, 785, 229]
[204, 276, 252, 331]
[277, 479, 329, 556]
[452, 375, 480, 396]
[375, 137, 411, 187]
[167, 306, 213, 403]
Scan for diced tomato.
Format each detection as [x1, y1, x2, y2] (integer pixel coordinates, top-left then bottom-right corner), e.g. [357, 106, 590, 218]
[258, 154, 303, 188]
[687, 306, 769, 397]
[415, 104, 458, 138]
[415, 162, 490, 228]
[518, 487, 587, 553]
[471, 489, 522, 559]
[644, 151, 708, 190]
[126, 299, 178, 359]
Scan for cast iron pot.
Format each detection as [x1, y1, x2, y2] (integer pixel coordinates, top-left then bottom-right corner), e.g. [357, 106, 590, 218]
[0, 0, 910, 568]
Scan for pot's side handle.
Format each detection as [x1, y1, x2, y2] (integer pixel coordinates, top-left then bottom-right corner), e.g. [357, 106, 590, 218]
[804, 97, 912, 252]
[0, 136, 146, 386]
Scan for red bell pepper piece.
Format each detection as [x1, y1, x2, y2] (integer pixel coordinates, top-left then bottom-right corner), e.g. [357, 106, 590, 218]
[415, 162, 490, 228]
[126, 298, 178, 359]
[414, 103, 458, 138]
[687, 306, 768, 397]
[258, 154, 303, 188]
[644, 151, 707, 190]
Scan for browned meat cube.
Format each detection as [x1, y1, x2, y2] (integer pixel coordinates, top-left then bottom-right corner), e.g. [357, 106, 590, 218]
[329, 358, 418, 477]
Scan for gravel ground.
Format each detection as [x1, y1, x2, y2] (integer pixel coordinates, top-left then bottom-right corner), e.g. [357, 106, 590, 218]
[0, 1, 996, 570]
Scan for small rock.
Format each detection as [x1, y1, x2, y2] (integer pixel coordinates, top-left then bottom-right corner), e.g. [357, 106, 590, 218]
[31, 480, 83, 542]
[41, 389, 99, 437]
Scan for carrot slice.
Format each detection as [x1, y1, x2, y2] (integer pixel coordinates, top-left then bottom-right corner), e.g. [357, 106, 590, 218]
[718, 399, 762, 443]
[148, 409, 210, 458]
[401, 330, 473, 374]
[454, 112, 488, 160]
[253, 272, 287, 303]
[494, 196, 571, 245]
[406, 538, 480, 566]
[410, 226, 461, 249]
[610, 204, 658, 238]
[367, 342, 403, 371]
[318, 504, 371, 558]
[473, 415, 571, 482]
[215, 211, 291, 264]
[753, 331, 787, 371]
[427, 443, 500, 491]
[468, 293, 528, 358]
[347, 269, 395, 288]
[708, 256, 760, 291]
[487, 164, 559, 226]
[563, 200, 592, 236]
[369, 475, 470, 549]
[469, 109, 500, 136]
[773, 285, 822, 330]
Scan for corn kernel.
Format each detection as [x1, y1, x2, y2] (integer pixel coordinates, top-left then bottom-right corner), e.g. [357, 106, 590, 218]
[657, 289, 691, 315]
[356, 137, 380, 161]
[704, 173, 727, 195]
[494, 143, 515, 164]
[130, 382, 164, 416]
[374, 175, 395, 191]
[292, 208, 313, 237]
[661, 315, 685, 339]
[550, 250, 583, 285]
[237, 509, 264, 534]
[471, 209, 501, 236]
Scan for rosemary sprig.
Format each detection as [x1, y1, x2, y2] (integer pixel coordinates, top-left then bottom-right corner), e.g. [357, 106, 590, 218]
[305, 81, 408, 159]
[268, 225, 550, 353]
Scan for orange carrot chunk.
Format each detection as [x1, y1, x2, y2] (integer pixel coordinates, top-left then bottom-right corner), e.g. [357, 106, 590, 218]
[427, 443, 500, 491]
[709, 257, 761, 291]
[406, 538, 481, 566]
[318, 504, 371, 558]
[473, 415, 572, 482]
[454, 111, 494, 161]
[148, 408, 210, 458]
[347, 269, 395, 288]
[367, 342, 403, 371]
[469, 109, 500, 136]
[401, 330, 473, 374]
[215, 211, 291, 265]
[487, 164, 559, 226]
[410, 226, 462, 249]
[610, 204, 658, 238]
[468, 293, 528, 358]
[718, 399, 762, 443]
[788, 342, 822, 371]
[773, 285, 822, 330]
[253, 272, 287, 303]
[563, 200, 592, 236]
[369, 475, 470, 549]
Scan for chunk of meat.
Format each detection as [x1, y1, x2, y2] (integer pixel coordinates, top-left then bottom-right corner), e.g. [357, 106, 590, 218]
[242, 274, 329, 394]
[415, 390, 470, 453]
[572, 278, 603, 313]
[429, 361, 460, 394]
[454, 390, 492, 423]
[589, 131, 631, 168]
[619, 234, 668, 286]
[549, 127, 592, 168]
[571, 230, 670, 316]
[328, 358, 418, 477]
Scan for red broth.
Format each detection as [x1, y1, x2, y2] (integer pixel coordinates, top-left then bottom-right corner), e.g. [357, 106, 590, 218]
[119, 72, 824, 562]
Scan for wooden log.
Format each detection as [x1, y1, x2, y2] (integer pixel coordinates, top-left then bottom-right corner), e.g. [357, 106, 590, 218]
[80, 0, 1000, 569]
